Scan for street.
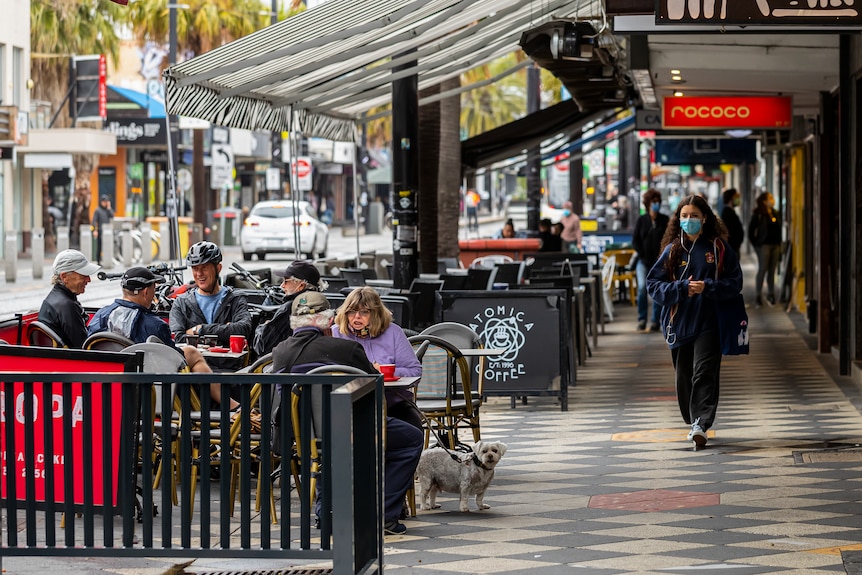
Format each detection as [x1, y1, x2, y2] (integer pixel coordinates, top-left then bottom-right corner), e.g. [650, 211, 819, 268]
[0, 216, 512, 319]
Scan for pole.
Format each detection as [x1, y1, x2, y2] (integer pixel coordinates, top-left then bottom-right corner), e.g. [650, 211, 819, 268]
[526, 64, 542, 232]
[839, 34, 851, 375]
[391, 50, 419, 289]
[164, 2, 181, 261]
[353, 146, 361, 268]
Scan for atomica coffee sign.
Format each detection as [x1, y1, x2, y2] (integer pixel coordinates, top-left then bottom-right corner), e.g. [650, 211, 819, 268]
[662, 96, 792, 130]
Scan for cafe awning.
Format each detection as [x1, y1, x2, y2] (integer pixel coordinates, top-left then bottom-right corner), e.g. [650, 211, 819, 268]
[163, 0, 605, 142]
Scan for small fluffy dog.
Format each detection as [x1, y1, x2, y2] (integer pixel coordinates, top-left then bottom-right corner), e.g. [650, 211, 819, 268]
[416, 441, 507, 512]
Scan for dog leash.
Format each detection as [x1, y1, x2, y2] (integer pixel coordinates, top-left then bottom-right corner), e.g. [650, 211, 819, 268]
[400, 398, 476, 464]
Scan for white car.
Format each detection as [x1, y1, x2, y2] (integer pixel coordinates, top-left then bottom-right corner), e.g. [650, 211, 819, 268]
[240, 200, 329, 260]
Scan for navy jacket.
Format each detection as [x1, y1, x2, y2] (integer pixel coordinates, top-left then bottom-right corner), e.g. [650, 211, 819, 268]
[646, 237, 742, 349]
[87, 299, 174, 347]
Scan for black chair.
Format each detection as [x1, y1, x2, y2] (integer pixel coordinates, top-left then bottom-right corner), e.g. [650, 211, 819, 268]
[464, 267, 497, 290]
[324, 293, 346, 311]
[409, 279, 444, 331]
[27, 321, 68, 348]
[340, 269, 367, 287]
[321, 277, 348, 293]
[83, 331, 136, 351]
[380, 295, 414, 330]
[439, 273, 468, 290]
[492, 262, 525, 286]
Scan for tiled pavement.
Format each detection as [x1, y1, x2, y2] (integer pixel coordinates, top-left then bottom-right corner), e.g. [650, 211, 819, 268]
[379, 278, 862, 574]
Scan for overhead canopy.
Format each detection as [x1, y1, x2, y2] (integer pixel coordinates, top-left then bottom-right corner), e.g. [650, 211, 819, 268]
[164, 0, 607, 142]
[461, 99, 610, 169]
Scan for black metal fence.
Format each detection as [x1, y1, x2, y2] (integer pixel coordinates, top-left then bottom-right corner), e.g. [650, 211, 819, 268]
[0, 372, 384, 575]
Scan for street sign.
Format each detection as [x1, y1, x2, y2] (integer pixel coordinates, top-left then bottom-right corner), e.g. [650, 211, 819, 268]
[211, 144, 234, 189]
[292, 156, 312, 191]
[266, 167, 281, 191]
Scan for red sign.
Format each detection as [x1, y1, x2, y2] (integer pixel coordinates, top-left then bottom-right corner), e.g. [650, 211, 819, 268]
[662, 96, 792, 130]
[98, 54, 107, 119]
[293, 158, 311, 178]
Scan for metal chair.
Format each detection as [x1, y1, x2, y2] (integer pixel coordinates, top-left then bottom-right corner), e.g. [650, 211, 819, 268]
[600, 255, 616, 322]
[470, 254, 513, 269]
[27, 320, 67, 348]
[82, 331, 135, 351]
[408, 334, 479, 449]
[604, 248, 637, 305]
[420, 322, 485, 412]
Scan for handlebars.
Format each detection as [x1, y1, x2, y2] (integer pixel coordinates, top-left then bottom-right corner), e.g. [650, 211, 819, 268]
[229, 262, 269, 289]
[98, 263, 188, 282]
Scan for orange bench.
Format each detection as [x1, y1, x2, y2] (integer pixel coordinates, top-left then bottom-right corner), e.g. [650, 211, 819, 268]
[458, 238, 542, 268]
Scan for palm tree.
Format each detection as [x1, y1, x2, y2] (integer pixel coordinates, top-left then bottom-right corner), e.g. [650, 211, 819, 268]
[460, 53, 528, 139]
[31, 0, 127, 247]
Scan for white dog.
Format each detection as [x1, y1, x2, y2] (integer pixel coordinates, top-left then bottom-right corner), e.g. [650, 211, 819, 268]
[416, 441, 507, 512]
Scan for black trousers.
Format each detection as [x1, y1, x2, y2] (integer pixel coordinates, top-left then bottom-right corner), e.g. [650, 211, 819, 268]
[671, 328, 721, 430]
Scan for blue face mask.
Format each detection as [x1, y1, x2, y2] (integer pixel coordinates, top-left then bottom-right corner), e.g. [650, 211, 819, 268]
[563, 210, 571, 217]
[651, 202, 661, 213]
[680, 218, 702, 235]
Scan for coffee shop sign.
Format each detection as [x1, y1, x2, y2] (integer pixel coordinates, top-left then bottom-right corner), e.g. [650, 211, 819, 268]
[469, 305, 531, 383]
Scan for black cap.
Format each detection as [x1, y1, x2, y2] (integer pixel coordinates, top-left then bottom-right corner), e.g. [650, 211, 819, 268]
[122, 266, 166, 291]
[283, 261, 320, 286]
[100, 195, 110, 202]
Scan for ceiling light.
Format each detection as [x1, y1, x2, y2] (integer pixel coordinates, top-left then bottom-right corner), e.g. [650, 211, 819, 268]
[673, 91, 684, 97]
[671, 69, 681, 74]
[671, 75, 682, 81]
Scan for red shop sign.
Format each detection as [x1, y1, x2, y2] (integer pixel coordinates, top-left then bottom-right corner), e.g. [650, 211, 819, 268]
[662, 96, 792, 130]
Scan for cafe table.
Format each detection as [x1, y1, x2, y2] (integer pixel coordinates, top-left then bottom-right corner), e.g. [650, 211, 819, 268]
[177, 343, 250, 372]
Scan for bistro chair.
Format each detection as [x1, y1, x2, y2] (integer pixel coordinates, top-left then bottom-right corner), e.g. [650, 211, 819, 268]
[603, 248, 637, 305]
[27, 320, 67, 348]
[83, 331, 135, 351]
[600, 255, 616, 322]
[409, 334, 479, 449]
[420, 322, 486, 412]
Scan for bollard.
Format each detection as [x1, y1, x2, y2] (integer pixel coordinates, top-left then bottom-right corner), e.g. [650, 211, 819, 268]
[32, 227, 45, 280]
[159, 221, 171, 261]
[140, 222, 153, 265]
[4, 231, 18, 282]
[79, 224, 93, 263]
[57, 225, 70, 253]
[101, 227, 114, 270]
[121, 224, 133, 267]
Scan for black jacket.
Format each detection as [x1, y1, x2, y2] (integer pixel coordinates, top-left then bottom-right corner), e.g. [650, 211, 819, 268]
[39, 284, 88, 348]
[632, 212, 670, 268]
[721, 206, 745, 254]
[169, 286, 252, 346]
[252, 289, 309, 356]
[748, 210, 782, 247]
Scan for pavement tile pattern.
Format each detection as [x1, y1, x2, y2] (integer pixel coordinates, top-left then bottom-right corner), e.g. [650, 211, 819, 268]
[380, 283, 862, 574]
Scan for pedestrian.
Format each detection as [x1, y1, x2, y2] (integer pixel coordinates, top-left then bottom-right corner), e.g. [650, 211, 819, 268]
[495, 218, 516, 239]
[646, 195, 743, 448]
[465, 189, 480, 232]
[38, 249, 101, 348]
[747, 191, 782, 307]
[559, 201, 582, 253]
[720, 188, 744, 255]
[92, 195, 114, 265]
[631, 189, 669, 332]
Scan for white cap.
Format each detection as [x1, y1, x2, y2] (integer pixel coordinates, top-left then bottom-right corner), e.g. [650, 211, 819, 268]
[52, 249, 101, 276]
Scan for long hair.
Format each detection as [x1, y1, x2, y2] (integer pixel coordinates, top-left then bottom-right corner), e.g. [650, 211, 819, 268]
[660, 195, 727, 275]
[334, 286, 392, 337]
[753, 192, 772, 216]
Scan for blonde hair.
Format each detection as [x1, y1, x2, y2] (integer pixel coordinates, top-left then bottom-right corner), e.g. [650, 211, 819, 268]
[335, 287, 392, 337]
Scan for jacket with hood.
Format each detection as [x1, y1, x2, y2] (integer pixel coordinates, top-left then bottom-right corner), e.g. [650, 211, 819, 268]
[169, 285, 252, 346]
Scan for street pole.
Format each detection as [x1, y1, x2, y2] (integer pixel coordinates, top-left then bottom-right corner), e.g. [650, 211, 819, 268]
[526, 64, 541, 232]
[391, 50, 419, 289]
[164, 3, 182, 261]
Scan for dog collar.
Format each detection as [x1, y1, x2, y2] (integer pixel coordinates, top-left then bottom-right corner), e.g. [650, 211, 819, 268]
[471, 453, 493, 471]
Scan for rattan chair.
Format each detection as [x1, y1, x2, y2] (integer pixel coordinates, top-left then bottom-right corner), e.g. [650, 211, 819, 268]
[27, 321, 67, 348]
[83, 331, 135, 351]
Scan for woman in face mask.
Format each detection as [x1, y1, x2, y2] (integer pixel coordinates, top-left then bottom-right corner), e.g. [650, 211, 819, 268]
[646, 195, 742, 449]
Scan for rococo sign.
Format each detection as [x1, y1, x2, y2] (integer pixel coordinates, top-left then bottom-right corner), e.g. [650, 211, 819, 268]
[662, 96, 792, 130]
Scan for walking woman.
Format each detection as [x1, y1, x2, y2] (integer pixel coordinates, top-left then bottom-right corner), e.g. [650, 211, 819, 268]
[647, 195, 743, 448]
[747, 191, 782, 307]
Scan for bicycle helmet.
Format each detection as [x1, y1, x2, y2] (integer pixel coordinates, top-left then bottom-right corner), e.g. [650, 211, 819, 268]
[186, 241, 222, 266]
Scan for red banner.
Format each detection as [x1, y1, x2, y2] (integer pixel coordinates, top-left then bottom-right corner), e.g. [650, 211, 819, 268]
[99, 54, 107, 119]
[662, 96, 792, 129]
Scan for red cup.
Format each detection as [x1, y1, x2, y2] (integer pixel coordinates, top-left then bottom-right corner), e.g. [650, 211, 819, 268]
[379, 364, 396, 379]
[229, 335, 247, 353]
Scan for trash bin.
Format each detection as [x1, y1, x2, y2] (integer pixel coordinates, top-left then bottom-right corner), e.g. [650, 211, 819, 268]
[207, 208, 243, 246]
[146, 216, 193, 256]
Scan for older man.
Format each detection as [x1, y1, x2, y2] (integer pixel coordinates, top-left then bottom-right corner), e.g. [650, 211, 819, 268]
[88, 266, 235, 407]
[39, 249, 101, 348]
[272, 291, 423, 536]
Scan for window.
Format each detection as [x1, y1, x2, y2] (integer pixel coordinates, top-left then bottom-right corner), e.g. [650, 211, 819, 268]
[13, 47, 22, 108]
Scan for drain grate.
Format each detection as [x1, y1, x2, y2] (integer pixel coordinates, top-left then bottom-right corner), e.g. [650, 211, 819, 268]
[190, 570, 333, 575]
[794, 446, 862, 464]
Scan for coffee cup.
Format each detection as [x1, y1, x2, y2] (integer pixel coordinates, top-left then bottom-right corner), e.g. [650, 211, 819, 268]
[230, 335, 247, 353]
[379, 364, 396, 379]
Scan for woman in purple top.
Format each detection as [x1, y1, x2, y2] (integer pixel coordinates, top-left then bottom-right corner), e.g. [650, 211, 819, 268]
[332, 287, 422, 429]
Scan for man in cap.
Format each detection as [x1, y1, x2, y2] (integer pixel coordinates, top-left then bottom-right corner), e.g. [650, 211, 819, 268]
[38, 249, 101, 348]
[252, 260, 326, 357]
[91, 195, 114, 265]
[272, 291, 423, 536]
[88, 266, 234, 406]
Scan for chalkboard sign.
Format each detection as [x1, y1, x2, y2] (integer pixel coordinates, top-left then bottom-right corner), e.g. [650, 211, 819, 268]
[436, 290, 573, 410]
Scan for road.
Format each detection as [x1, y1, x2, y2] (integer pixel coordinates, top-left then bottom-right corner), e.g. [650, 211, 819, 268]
[0, 216, 513, 318]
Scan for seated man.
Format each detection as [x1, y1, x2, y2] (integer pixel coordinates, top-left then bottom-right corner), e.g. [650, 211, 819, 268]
[88, 266, 237, 409]
[272, 291, 422, 536]
[253, 260, 327, 357]
[170, 241, 252, 347]
[39, 249, 101, 348]
[538, 218, 562, 252]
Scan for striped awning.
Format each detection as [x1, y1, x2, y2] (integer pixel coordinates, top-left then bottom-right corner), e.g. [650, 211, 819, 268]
[164, 0, 603, 142]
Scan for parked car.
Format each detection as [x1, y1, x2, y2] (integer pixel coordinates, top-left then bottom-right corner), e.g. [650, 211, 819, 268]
[240, 200, 328, 260]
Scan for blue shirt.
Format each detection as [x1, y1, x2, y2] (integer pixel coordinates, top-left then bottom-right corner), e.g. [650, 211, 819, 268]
[195, 289, 227, 323]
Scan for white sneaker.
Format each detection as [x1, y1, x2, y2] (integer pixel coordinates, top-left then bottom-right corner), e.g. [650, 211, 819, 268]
[687, 420, 707, 447]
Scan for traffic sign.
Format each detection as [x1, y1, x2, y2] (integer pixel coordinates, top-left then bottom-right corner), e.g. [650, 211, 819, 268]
[211, 144, 234, 189]
[292, 156, 312, 191]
